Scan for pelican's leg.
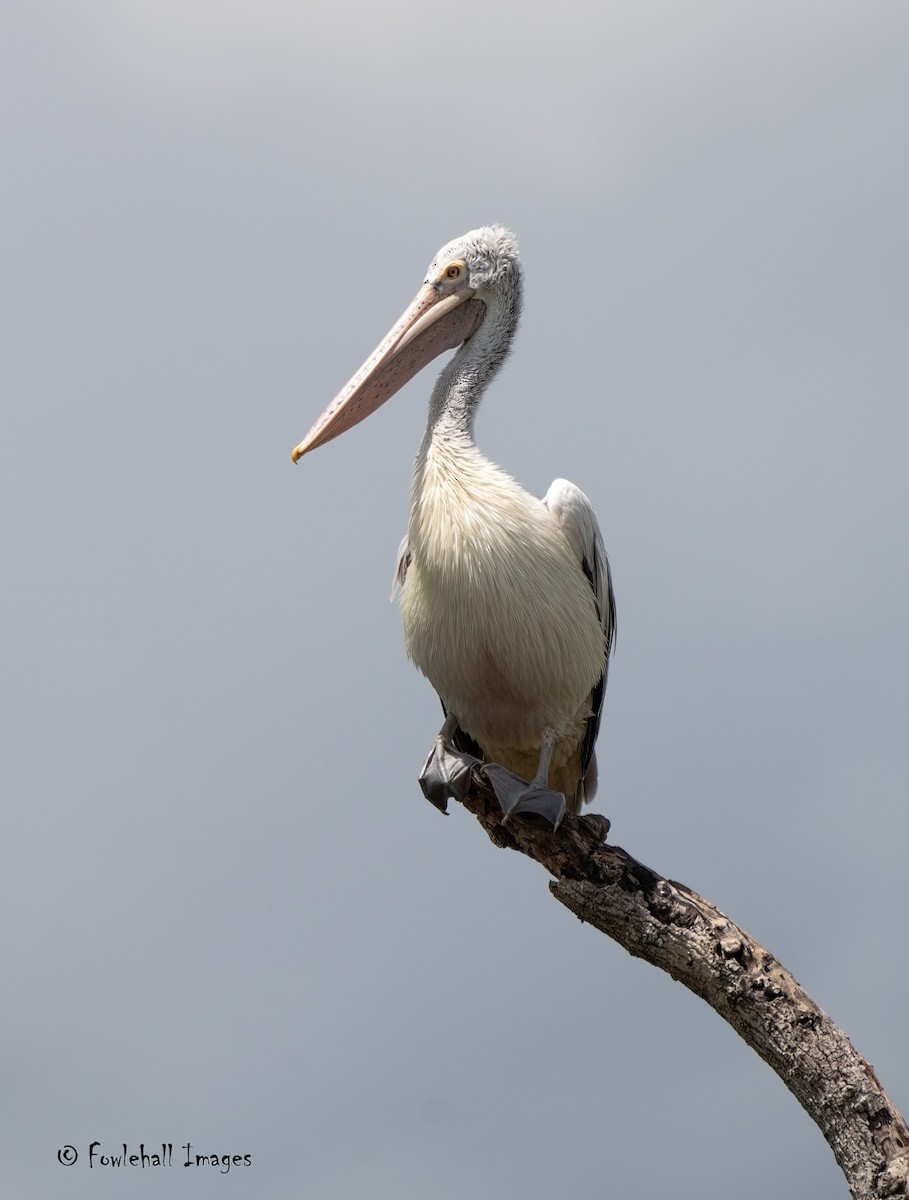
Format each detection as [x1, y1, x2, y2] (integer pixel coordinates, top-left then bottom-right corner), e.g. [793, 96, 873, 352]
[418, 713, 481, 814]
[483, 728, 567, 830]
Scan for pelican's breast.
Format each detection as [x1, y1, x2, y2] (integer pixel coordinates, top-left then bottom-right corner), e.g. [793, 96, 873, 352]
[400, 438, 604, 750]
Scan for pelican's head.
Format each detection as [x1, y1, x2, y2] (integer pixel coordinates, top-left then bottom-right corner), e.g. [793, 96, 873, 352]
[291, 225, 520, 460]
[424, 224, 521, 302]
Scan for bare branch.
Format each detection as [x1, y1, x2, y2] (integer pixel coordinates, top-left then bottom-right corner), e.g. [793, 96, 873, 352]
[455, 774, 909, 1200]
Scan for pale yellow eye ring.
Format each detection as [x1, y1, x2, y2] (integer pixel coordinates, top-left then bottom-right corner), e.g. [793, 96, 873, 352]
[446, 265, 461, 279]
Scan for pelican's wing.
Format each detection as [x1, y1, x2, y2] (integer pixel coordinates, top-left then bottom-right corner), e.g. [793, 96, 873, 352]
[391, 534, 411, 600]
[542, 478, 616, 800]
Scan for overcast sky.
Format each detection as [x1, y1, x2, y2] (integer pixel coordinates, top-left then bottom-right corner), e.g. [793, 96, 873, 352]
[3, 2, 908, 1196]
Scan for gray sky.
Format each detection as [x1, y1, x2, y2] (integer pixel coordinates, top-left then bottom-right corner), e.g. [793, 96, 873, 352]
[3, 2, 908, 1196]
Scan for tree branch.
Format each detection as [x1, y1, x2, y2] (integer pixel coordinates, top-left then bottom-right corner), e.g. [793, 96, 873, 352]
[455, 773, 909, 1200]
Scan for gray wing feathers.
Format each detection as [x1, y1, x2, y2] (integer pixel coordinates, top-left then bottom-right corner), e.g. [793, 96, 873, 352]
[542, 478, 616, 804]
[542, 478, 615, 650]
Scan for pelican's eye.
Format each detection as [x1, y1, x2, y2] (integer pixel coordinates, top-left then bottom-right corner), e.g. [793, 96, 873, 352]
[438, 259, 467, 285]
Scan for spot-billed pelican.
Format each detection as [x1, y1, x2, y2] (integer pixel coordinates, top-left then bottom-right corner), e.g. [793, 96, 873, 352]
[292, 226, 615, 827]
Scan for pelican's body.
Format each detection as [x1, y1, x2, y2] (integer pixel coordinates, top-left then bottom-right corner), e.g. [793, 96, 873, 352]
[402, 434, 605, 807]
[293, 225, 615, 824]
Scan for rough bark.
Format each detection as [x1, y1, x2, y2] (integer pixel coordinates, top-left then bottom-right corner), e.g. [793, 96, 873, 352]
[453, 772, 909, 1200]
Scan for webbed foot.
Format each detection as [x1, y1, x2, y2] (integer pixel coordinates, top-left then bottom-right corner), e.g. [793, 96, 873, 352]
[419, 737, 481, 814]
[482, 763, 567, 830]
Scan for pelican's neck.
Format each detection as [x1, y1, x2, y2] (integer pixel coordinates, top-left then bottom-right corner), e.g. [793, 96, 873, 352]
[422, 272, 522, 448]
[409, 267, 523, 553]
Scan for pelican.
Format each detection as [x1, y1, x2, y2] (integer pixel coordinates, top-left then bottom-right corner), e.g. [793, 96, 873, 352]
[292, 226, 615, 827]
